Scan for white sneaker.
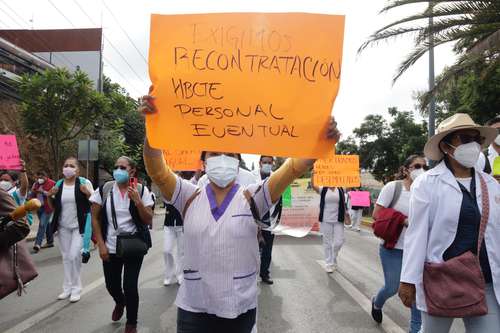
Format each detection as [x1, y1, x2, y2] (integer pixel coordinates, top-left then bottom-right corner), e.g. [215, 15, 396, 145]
[163, 278, 176, 286]
[355, 227, 361, 232]
[70, 294, 81, 303]
[325, 265, 334, 273]
[57, 292, 71, 300]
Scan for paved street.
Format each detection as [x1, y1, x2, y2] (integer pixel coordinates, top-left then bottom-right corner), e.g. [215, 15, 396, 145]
[0, 213, 464, 333]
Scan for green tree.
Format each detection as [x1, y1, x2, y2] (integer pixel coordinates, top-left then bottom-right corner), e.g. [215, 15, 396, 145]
[418, 59, 500, 124]
[360, 1, 500, 83]
[19, 68, 107, 176]
[339, 108, 427, 182]
[99, 77, 145, 178]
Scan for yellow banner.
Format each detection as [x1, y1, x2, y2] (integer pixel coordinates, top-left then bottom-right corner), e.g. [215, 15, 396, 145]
[147, 12, 345, 158]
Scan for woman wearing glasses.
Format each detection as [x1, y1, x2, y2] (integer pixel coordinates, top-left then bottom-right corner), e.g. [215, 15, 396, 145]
[90, 156, 154, 333]
[370, 155, 426, 332]
[399, 114, 500, 333]
[139, 95, 341, 333]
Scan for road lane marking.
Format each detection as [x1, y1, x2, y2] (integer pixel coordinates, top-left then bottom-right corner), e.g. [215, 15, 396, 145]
[316, 260, 405, 333]
[3, 277, 105, 333]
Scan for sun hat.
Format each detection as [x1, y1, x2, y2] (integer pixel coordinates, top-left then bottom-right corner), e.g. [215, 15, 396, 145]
[424, 113, 497, 160]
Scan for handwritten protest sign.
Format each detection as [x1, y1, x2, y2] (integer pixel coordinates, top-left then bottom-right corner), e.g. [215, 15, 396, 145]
[0, 135, 21, 170]
[275, 179, 319, 237]
[163, 149, 202, 171]
[349, 191, 371, 207]
[313, 155, 360, 187]
[147, 13, 345, 158]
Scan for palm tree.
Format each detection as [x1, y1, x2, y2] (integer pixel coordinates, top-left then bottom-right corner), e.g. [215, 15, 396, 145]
[359, 0, 500, 86]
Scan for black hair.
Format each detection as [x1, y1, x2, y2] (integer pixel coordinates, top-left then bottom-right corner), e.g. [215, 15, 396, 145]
[395, 154, 425, 180]
[259, 155, 274, 162]
[0, 170, 18, 182]
[36, 170, 47, 177]
[486, 116, 500, 127]
[117, 156, 137, 169]
[63, 156, 82, 169]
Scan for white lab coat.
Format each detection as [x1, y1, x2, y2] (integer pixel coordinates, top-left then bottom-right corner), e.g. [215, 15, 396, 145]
[401, 161, 500, 312]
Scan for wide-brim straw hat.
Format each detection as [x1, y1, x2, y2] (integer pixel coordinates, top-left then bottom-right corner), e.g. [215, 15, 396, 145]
[424, 113, 497, 161]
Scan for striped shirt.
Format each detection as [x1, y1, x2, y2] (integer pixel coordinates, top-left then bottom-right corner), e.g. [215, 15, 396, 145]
[168, 176, 272, 319]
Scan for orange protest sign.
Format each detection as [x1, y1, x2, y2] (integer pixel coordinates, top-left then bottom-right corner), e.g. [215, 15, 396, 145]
[147, 13, 345, 158]
[313, 155, 360, 187]
[163, 150, 202, 171]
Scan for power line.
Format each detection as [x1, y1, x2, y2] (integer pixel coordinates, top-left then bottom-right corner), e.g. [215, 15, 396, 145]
[0, 0, 27, 27]
[0, 1, 76, 68]
[68, 0, 146, 95]
[49, 0, 148, 89]
[101, 1, 148, 65]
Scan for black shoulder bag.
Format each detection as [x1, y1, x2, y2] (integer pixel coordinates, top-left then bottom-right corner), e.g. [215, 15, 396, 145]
[111, 190, 149, 258]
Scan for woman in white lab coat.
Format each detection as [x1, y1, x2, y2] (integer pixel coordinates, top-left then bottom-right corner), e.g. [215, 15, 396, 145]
[399, 114, 500, 333]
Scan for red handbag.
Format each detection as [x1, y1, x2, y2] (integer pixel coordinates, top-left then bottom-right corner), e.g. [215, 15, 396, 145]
[0, 240, 38, 300]
[423, 174, 489, 317]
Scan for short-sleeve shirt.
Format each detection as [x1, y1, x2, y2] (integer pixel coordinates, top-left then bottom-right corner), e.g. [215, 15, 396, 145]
[89, 183, 154, 254]
[59, 180, 94, 229]
[319, 187, 341, 223]
[169, 176, 272, 319]
[376, 181, 410, 250]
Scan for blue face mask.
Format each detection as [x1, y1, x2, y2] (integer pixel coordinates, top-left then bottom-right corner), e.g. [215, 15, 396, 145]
[113, 169, 129, 184]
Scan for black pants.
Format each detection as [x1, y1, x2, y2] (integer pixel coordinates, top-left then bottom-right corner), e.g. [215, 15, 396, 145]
[260, 230, 275, 279]
[177, 308, 256, 333]
[103, 254, 144, 325]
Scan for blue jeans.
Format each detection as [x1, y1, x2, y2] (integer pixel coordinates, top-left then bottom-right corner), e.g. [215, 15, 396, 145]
[374, 245, 421, 333]
[35, 211, 54, 246]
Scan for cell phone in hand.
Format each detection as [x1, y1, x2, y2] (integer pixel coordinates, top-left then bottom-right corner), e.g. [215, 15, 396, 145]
[129, 177, 138, 188]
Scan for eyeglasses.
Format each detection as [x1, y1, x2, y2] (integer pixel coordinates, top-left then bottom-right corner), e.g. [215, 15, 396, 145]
[410, 163, 429, 171]
[114, 166, 127, 170]
[451, 133, 485, 145]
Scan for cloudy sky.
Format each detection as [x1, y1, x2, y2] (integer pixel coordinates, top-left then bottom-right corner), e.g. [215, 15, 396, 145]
[0, 0, 455, 166]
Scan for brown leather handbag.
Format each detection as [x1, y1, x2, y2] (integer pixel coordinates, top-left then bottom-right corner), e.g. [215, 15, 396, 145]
[0, 240, 38, 300]
[422, 174, 489, 317]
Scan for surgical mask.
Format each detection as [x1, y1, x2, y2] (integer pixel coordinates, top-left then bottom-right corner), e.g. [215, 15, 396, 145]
[495, 135, 500, 146]
[63, 167, 76, 178]
[0, 181, 13, 192]
[37, 178, 45, 185]
[205, 155, 239, 188]
[113, 169, 130, 184]
[261, 163, 273, 175]
[410, 168, 424, 181]
[448, 142, 482, 168]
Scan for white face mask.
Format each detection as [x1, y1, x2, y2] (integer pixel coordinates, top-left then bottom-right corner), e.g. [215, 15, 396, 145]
[261, 163, 273, 175]
[205, 155, 239, 188]
[37, 178, 45, 185]
[494, 135, 500, 146]
[448, 142, 482, 168]
[0, 180, 13, 192]
[63, 167, 77, 179]
[410, 168, 425, 181]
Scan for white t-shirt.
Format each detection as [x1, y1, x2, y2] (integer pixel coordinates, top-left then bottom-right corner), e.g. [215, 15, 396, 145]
[320, 187, 342, 223]
[89, 183, 154, 253]
[376, 181, 410, 250]
[59, 180, 94, 229]
[197, 167, 257, 188]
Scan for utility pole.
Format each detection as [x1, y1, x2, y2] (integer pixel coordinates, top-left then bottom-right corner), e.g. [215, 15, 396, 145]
[428, 1, 436, 139]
